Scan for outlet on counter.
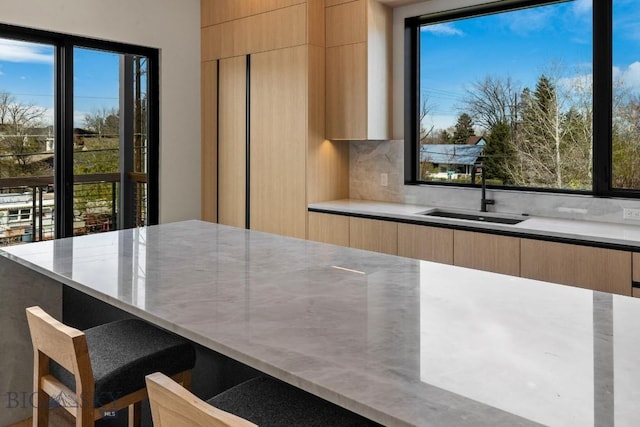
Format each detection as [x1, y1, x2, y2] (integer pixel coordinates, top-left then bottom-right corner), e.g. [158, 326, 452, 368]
[623, 208, 640, 221]
[380, 173, 388, 187]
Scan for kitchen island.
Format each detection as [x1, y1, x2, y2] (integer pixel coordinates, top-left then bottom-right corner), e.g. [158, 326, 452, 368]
[2, 220, 640, 426]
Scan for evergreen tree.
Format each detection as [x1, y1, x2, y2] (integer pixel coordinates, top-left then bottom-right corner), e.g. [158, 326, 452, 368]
[483, 121, 514, 183]
[452, 113, 474, 144]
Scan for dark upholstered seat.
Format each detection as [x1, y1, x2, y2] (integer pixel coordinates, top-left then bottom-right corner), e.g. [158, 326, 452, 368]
[208, 376, 374, 427]
[51, 318, 196, 407]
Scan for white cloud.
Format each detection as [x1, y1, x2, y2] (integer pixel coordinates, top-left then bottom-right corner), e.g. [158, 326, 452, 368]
[573, 0, 592, 15]
[0, 39, 53, 63]
[614, 62, 640, 91]
[421, 23, 464, 37]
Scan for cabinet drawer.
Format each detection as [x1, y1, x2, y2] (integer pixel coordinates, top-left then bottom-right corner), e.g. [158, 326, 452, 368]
[521, 239, 631, 296]
[397, 224, 453, 264]
[453, 230, 520, 276]
[349, 217, 397, 255]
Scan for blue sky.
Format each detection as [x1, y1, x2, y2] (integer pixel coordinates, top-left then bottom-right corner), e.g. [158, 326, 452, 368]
[420, 0, 640, 132]
[0, 39, 120, 127]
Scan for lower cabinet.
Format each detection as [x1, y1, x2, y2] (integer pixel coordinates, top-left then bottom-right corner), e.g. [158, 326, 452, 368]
[397, 224, 453, 264]
[306, 212, 636, 296]
[520, 239, 632, 296]
[308, 212, 350, 246]
[349, 217, 397, 255]
[453, 230, 520, 276]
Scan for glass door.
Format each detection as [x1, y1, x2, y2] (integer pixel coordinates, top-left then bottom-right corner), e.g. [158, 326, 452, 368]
[0, 37, 55, 246]
[72, 47, 149, 236]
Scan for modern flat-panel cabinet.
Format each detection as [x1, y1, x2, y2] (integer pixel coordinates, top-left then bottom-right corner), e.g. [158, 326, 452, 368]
[325, 0, 391, 140]
[397, 224, 454, 265]
[201, 61, 217, 222]
[349, 217, 397, 255]
[453, 230, 521, 276]
[201, 0, 348, 238]
[250, 46, 308, 238]
[521, 239, 632, 296]
[217, 56, 247, 228]
[308, 212, 350, 246]
[633, 253, 640, 297]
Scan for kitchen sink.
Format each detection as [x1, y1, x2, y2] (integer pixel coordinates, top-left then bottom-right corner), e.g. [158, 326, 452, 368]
[422, 209, 527, 225]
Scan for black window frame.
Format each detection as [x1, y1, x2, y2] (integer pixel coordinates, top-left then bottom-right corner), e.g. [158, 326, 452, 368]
[404, 0, 634, 198]
[0, 23, 160, 237]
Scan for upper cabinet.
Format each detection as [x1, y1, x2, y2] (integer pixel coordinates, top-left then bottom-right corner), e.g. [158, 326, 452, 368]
[325, 0, 392, 140]
[201, 0, 349, 237]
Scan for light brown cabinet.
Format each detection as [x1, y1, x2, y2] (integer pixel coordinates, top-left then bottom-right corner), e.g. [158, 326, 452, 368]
[349, 217, 397, 255]
[633, 253, 640, 297]
[453, 230, 521, 276]
[250, 46, 308, 238]
[201, 61, 217, 222]
[521, 239, 632, 296]
[325, 0, 391, 140]
[217, 56, 247, 228]
[397, 224, 453, 264]
[308, 212, 350, 246]
[201, 0, 349, 239]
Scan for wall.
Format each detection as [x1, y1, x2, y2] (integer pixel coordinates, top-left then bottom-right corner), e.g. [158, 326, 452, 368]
[0, 0, 202, 224]
[349, 0, 640, 225]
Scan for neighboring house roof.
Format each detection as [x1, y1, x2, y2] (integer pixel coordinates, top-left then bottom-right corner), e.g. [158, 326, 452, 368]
[466, 136, 486, 146]
[420, 144, 484, 165]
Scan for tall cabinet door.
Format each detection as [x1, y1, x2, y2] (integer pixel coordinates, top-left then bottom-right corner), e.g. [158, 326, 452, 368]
[250, 46, 307, 238]
[218, 56, 247, 228]
[201, 60, 218, 222]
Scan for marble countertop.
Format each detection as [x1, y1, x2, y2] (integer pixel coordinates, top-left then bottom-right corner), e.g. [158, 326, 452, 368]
[3, 220, 640, 426]
[308, 199, 640, 249]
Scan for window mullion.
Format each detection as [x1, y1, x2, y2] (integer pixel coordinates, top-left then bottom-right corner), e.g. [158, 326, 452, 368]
[54, 41, 75, 238]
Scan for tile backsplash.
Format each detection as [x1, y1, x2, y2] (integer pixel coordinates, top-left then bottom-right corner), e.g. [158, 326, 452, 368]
[350, 139, 640, 225]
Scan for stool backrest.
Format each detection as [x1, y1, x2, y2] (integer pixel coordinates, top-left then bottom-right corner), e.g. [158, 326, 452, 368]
[25, 306, 95, 396]
[146, 372, 257, 427]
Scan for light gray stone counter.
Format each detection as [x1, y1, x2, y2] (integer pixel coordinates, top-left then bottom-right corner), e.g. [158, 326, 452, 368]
[2, 220, 640, 426]
[309, 199, 640, 249]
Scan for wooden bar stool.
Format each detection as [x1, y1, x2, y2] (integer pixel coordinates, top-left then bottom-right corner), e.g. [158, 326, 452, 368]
[25, 306, 196, 427]
[146, 372, 375, 427]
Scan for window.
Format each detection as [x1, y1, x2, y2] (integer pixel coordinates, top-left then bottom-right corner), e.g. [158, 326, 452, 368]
[0, 24, 159, 245]
[406, 0, 638, 197]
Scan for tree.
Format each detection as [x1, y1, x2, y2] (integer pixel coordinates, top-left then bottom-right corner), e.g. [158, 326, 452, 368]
[0, 91, 49, 178]
[452, 113, 474, 144]
[83, 107, 119, 138]
[462, 75, 521, 134]
[511, 68, 592, 189]
[483, 121, 514, 183]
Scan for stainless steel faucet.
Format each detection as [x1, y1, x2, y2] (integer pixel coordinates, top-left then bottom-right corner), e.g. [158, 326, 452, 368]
[472, 161, 495, 212]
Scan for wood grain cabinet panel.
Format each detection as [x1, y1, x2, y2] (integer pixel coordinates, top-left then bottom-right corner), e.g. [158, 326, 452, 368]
[308, 212, 350, 246]
[201, 60, 217, 222]
[250, 46, 308, 239]
[397, 224, 453, 264]
[453, 230, 520, 276]
[325, 0, 391, 140]
[633, 253, 640, 297]
[521, 239, 632, 296]
[349, 217, 397, 255]
[217, 56, 247, 229]
[202, 4, 307, 60]
[202, 0, 306, 27]
[326, 0, 367, 47]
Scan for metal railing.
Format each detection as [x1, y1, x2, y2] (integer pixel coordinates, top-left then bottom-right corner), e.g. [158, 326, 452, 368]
[0, 172, 146, 246]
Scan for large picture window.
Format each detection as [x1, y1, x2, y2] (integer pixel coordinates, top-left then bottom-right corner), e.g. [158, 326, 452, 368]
[0, 24, 159, 246]
[405, 0, 638, 197]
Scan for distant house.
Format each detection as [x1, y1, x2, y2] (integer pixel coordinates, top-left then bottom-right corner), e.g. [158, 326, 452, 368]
[420, 136, 486, 179]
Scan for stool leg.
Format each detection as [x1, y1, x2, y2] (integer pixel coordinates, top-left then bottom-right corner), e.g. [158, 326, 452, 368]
[33, 352, 50, 427]
[128, 402, 141, 427]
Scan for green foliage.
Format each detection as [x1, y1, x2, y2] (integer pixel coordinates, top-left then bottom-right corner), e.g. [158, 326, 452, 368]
[484, 121, 514, 182]
[452, 113, 474, 144]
